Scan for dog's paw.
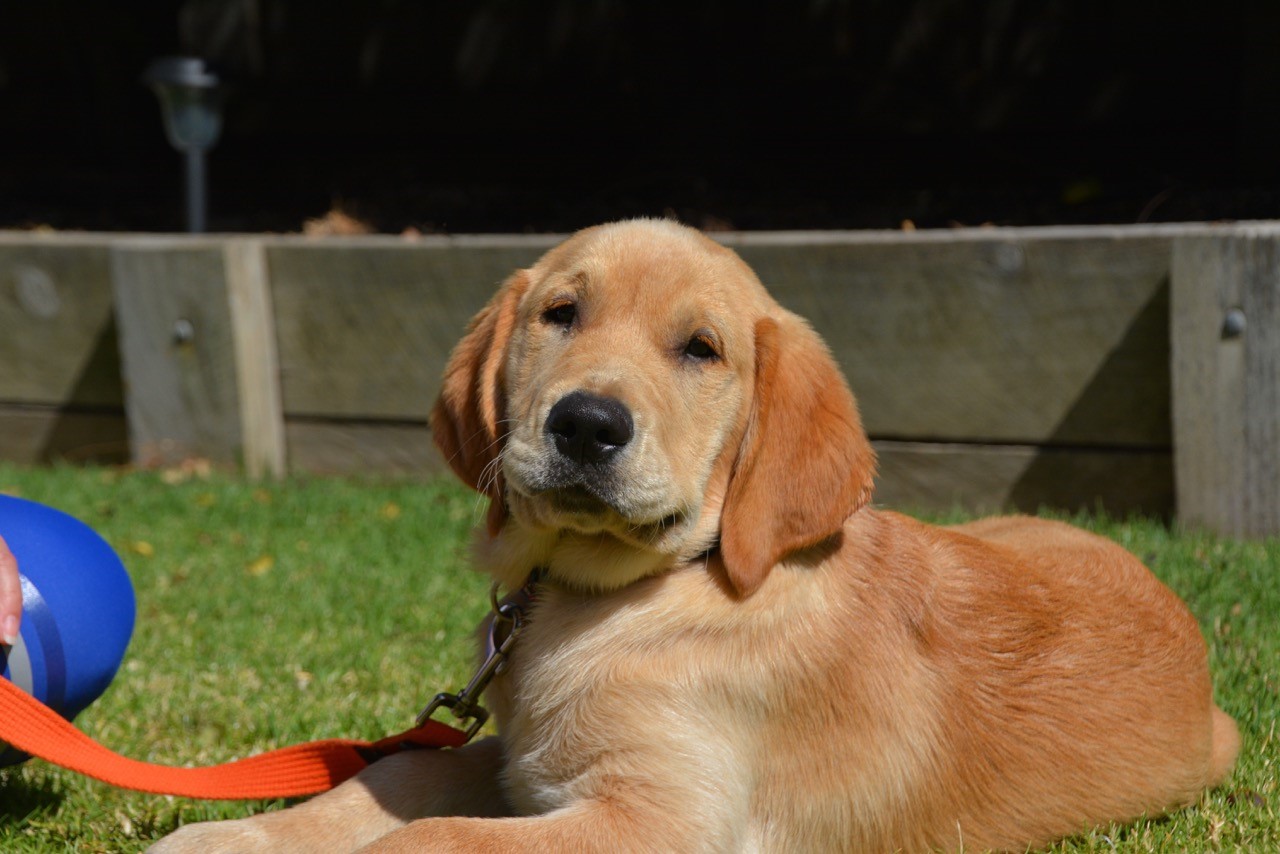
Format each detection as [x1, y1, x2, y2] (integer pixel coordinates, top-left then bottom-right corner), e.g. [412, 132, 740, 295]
[147, 818, 273, 854]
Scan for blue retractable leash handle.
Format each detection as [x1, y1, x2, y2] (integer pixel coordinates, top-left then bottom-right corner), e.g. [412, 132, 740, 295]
[0, 495, 135, 767]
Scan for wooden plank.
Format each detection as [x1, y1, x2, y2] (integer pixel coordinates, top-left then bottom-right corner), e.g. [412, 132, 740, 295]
[268, 243, 548, 420]
[0, 404, 129, 465]
[225, 239, 286, 478]
[872, 440, 1173, 517]
[110, 244, 242, 468]
[284, 419, 442, 477]
[0, 243, 122, 407]
[284, 418, 1173, 519]
[733, 233, 1173, 447]
[0, 224, 1234, 528]
[1171, 228, 1280, 537]
[266, 231, 1172, 448]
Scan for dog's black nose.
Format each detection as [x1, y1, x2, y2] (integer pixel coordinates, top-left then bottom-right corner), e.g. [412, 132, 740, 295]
[545, 391, 634, 464]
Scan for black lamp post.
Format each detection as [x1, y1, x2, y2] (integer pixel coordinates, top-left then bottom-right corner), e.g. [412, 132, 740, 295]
[143, 57, 224, 233]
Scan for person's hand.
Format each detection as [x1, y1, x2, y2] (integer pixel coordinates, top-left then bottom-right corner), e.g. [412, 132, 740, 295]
[0, 534, 20, 645]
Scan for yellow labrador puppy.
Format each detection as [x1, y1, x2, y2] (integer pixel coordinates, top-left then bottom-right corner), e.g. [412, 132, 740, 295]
[154, 219, 1238, 853]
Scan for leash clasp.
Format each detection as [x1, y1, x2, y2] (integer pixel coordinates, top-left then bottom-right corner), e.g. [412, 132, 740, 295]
[415, 582, 530, 742]
[416, 691, 491, 741]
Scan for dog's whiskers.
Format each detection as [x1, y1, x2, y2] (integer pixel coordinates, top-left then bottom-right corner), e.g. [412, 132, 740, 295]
[446, 423, 513, 525]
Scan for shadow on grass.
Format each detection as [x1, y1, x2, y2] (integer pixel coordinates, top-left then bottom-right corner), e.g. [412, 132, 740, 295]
[0, 765, 63, 821]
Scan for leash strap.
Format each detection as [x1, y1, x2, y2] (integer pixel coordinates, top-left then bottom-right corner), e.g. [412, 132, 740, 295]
[0, 676, 467, 799]
[0, 571, 541, 800]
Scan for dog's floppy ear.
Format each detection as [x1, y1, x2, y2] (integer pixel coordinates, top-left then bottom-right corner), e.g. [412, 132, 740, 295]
[720, 313, 876, 596]
[430, 270, 529, 535]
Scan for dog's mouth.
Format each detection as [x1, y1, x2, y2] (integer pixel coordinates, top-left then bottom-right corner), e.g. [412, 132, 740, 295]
[519, 483, 687, 547]
[618, 509, 686, 546]
[545, 484, 612, 516]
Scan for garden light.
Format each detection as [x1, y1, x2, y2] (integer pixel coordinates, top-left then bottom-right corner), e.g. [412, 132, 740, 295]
[142, 56, 223, 233]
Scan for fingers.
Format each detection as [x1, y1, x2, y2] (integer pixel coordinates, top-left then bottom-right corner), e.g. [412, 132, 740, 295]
[0, 534, 20, 644]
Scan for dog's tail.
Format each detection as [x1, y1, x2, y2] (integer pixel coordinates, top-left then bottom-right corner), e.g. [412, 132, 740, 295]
[1207, 704, 1241, 787]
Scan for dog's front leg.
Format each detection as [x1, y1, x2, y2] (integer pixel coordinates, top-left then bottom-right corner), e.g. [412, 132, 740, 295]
[356, 791, 742, 854]
[149, 737, 510, 854]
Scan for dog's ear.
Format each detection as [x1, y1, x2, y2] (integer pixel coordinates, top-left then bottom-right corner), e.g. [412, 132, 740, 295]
[720, 314, 876, 596]
[430, 271, 529, 535]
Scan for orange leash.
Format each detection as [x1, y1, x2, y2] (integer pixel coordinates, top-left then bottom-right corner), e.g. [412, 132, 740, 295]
[0, 574, 540, 800]
[0, 676, 467, 799]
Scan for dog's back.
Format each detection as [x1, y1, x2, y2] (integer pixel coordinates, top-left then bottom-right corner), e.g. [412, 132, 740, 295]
[917, 514, 1241, 848]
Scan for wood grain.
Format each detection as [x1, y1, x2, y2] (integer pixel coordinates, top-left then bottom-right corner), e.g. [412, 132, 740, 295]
[268, 242, 548, 420]
[225, 240, 287, 478]
[284, 419, 439, 477]
[0, 404, 129, 465]
[1171, 227, 1280, 536]
[2, 224, 1250, 523]
[734, 233, 1172, 447]
[873, 440, 1172, 517]
[282, 422, 1173, 517]
[110, 243, 242, 468]
[0, 243, 121, 407]
[267, 231, 1173, 448]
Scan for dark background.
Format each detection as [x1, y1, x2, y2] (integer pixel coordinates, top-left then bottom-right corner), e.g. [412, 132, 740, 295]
[2, 0, 1277, 234]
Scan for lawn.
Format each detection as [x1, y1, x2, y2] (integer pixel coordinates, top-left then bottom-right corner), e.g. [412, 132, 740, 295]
[0, 464, 1276, 852]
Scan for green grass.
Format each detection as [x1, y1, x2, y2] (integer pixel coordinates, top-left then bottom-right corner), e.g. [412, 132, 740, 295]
[0, 465, 1276, 852]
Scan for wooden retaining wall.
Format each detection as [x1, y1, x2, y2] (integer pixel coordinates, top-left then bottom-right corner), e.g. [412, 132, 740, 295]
[2, 223, 1277, 535]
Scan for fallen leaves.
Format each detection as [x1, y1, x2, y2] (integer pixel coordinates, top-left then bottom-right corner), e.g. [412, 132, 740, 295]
[245, 555, 275, 577]
[160, 458, 212, 485]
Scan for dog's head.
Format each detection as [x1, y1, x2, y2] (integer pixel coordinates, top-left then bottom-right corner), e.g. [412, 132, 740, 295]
[432, 220, 875, 596]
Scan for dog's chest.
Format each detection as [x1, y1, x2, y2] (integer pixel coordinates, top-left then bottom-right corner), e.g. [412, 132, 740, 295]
[488, 584, 727, 814]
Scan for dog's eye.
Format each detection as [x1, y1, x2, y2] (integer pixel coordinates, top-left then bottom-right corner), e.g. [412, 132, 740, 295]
[683, 333, 720, 362]
[542, 301, 577, 328]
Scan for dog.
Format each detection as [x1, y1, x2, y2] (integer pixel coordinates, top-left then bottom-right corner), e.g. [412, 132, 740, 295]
[153, 219, 1239, 852]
